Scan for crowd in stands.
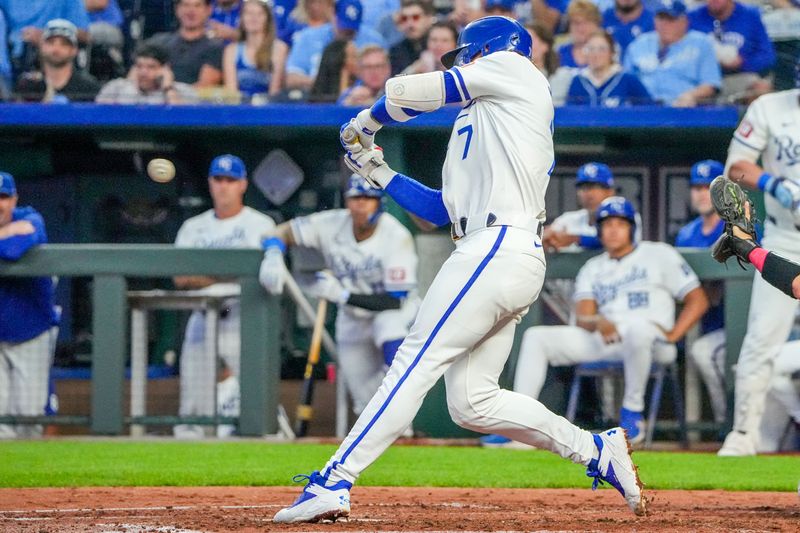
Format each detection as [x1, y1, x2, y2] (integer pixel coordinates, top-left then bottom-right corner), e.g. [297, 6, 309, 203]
[0, 0, 796, 106]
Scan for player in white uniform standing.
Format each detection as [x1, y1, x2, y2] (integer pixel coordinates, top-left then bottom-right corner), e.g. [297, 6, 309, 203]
[273, 17, 648, 523]
[173, 155, 275, 438]
[259, 175, 419, 415]
[512, 197, 708, 444]
[718, 73, 800, 456]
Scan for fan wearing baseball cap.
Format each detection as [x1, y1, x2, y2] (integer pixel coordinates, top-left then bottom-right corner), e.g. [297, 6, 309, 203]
[0, 171, 60, 438]
[285, 0, 386, 91]
[15, 19, 101, 102]
[623, 0, 722, 107]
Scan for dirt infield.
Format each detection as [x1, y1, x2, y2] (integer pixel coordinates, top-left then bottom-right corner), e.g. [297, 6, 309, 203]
[1, 486, 798, 532]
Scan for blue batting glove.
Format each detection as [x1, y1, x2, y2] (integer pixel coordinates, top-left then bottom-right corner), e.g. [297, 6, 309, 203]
[261, 236, 286, 253]
[759, 174, 798, 210]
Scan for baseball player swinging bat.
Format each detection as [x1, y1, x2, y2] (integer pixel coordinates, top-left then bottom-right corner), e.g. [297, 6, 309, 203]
[295, 298, 328, 437]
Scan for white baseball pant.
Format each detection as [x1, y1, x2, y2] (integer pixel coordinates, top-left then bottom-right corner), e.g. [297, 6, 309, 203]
[513, 319, 677, 413]
[0, 327, 57, 439]
[731, 226, 800, 436]
[687, 329, 727, 424]
[767, 340, 800, 425]
[320, 226, 597, 485]
[174, 302, 241, 439]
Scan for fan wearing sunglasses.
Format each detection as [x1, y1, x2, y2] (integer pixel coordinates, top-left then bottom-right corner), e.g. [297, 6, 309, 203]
[389, 0, 436, 75]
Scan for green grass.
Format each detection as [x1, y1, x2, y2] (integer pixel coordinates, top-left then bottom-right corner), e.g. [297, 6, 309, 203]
[0, 441, 797, 491]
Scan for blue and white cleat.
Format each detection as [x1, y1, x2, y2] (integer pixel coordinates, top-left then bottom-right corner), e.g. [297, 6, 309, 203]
[479, 434, 513, 447]
[620, 407, 645, 446]
[273, 471, 352, 523]
[586, 427, 648, 516]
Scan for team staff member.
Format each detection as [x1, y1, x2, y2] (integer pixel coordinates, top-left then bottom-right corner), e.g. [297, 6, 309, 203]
[717, 69, 800, 456]
[260, 174, 419, 416]
[0, 172, 59, 438]
[514, 197, 708, 444]
[675, 159, 727, 426]
[274, 17, 649, 523]
[173, 155, 275, 438]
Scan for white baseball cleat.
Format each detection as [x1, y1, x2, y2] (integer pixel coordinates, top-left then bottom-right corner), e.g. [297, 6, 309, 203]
[586, 427, 648, 516]
[273, 471, 352, 523]
[717, 431, 757, 456]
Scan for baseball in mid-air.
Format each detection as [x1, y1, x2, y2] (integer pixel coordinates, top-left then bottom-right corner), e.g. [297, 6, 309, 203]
[147, 158, 176, 183]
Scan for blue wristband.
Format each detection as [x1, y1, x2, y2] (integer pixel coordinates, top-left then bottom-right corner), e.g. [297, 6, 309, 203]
[757, 173, 773, 192]
[261, 237, 286, 253]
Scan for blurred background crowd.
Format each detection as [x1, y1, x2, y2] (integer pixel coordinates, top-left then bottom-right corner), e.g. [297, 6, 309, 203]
[0, 0, 798, 106]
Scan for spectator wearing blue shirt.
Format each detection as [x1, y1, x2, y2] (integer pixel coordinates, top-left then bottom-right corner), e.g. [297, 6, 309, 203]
[567, 30, 653, 106]
[675, 159, 727, 426]
[624, 0, 721, 106]
[0, 172, 59, 439]
[85, 0, 125, 51]
[285, 0, 385, 90]
[0, 10, 10, 99]
[280, 0, 334, 47]
[602, 0, 654, 59]
[273, 0, 298, 40]
[0, 0, 90, 70]
[688, 0, 775, 103]
[533, 0, 568, 34]
[222, 0, 288, 99]
[338, 44, 389, 105]
[557, 0, 602, 69]
[209, 0, 243, 42]
[389, 0, 436, 76]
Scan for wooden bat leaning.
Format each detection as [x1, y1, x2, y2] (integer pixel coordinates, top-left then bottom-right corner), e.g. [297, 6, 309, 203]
[295, 297, 328, 437]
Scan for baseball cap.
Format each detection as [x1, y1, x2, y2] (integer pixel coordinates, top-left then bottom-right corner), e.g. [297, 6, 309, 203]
[209, 154, 247, 180]
[336, 0, 363, 32]
[485, 0, 516, 11]
[690, 159, 724, 186]
[655, 0, 687, 18]
[42, 19, 79, 46]
[576, 162, 614, 188]
[344, 174, 383, 199]
[0, 172, 17, 196]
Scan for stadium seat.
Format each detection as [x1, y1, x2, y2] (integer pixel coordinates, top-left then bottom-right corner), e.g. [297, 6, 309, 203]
[565, 360, 688, 449]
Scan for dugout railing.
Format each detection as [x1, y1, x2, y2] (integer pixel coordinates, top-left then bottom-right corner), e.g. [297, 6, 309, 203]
[0, 244, 752, 437]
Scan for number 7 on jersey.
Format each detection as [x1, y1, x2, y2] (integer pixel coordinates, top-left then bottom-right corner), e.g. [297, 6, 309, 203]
[457, 124, 474, 160]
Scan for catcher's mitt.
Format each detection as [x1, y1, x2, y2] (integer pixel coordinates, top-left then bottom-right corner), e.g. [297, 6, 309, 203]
[709, 176, 759, 267]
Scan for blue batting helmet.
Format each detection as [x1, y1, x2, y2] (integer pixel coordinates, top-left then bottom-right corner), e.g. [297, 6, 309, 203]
[345, 174, 383, 199]
[576, 162, 614, 188]
[690, 159, 724, 186]
[596, 196, 637, 229]
[441, 16, 532, 69]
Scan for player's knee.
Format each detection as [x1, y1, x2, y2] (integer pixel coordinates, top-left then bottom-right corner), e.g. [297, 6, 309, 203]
[445, 389, 497, 431]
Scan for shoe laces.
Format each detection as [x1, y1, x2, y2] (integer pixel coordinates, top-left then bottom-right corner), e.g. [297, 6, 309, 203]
[291, 471, 321, 485]
[586, 466, 604, 491]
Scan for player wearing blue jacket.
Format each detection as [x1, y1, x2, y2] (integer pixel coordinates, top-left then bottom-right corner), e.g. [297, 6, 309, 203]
[0, 172, 59, 438]
[602, 0, 654, 58]
[675, 160, 728, 426]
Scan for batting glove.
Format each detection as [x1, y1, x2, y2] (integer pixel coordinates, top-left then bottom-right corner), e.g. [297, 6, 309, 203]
[344, 146, 397, 189]
[758, 174, 800, 210]
[340, 109, 382, 153]
[310, 270, 350, 304]
[259, 237, 287, 295]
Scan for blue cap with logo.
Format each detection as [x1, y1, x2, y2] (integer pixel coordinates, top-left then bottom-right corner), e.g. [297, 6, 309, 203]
[0, 172, 16, 196]
[690, 159, 724, 186]
[345, 174, 383, 199]
[576, 162, 614, 188]
[336, 0, 363, 32]
[209, 154, 247, 180]
[596, 196, 637, 228]
[655, 0, 687, 18]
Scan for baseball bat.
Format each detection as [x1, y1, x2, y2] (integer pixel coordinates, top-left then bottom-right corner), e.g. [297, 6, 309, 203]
[295, 297, 328, 437]
[284, 272, 338, 359]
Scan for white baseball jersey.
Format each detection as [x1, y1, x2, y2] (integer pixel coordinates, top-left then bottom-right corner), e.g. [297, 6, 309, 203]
[574, 241, 700, 331]
[727, 89, 800, 238]
[442, 51, 554, 223]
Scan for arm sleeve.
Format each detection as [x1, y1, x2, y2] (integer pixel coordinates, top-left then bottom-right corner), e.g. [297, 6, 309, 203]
[346, 293, 402, 311]
[663, 245, 701, 300]
[285, 35, 310, 75]
[384, 173, 451, 226]
[289, 212, 326, 249]
[762, 252, 800, 299]
[727, 97, 768, 165]
[740, 13, 776, 74]
[573, 263, 596, 302]
[578, 235, 602, 249]
[382, 227, 418, 292]
[0, 211, 47, 261]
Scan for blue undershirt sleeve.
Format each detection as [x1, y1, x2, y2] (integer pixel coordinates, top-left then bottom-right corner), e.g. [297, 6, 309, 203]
[578, 235, 603, 249]
[384, 173, 451, 227]
[0, 211, 46, 261]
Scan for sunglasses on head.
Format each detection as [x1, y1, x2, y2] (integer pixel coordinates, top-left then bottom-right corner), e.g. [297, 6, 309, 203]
[399, 13, 423, 23]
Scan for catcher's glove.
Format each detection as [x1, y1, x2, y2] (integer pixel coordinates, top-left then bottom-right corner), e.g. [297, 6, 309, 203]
[709, 175, 759, 267]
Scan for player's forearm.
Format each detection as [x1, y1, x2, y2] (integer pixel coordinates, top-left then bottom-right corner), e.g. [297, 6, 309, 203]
[669, 287, 709, 342]
[173, 275, 219, 289]
[384, 173, 450, 226]
[750, 248, 800, 299]
[271, 222, 296, 247]
[727, 160, 763, 190]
